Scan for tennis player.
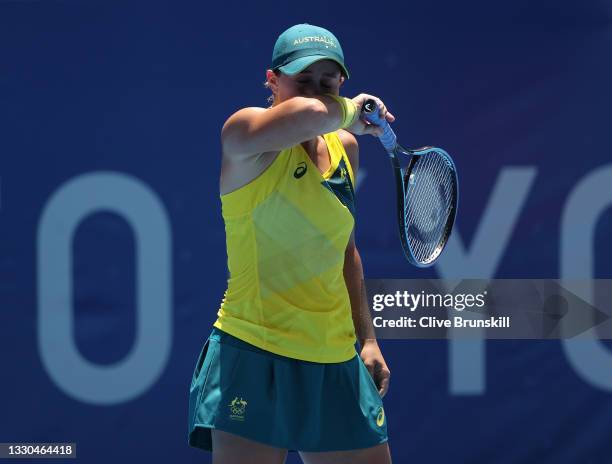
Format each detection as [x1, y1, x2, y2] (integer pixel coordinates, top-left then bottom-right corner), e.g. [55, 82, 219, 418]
[188, 23, 393, 464]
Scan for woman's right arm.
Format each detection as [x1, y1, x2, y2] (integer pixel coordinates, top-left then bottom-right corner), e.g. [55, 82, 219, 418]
[221, 95, 345, 160]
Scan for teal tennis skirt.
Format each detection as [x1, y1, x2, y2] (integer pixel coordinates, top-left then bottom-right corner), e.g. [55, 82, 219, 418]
[188, 327, 388, 452]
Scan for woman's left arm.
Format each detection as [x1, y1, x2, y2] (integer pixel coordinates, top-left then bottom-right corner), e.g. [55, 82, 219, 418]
[339, 130, 391, 398]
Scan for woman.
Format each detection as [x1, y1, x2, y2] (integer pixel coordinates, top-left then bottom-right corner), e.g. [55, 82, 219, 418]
[188, 23, 394, 464]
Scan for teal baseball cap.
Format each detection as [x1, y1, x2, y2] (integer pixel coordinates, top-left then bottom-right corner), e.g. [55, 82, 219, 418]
[271, 24, 350, 78]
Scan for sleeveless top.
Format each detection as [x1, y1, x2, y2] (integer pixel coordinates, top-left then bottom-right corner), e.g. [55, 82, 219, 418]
[213, 131, 357, 363]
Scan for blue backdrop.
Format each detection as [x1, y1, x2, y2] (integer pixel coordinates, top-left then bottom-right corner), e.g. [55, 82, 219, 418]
[2, 1, 612, 462]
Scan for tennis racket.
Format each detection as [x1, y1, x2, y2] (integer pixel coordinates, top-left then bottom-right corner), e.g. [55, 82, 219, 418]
[361, 99, 458, 267]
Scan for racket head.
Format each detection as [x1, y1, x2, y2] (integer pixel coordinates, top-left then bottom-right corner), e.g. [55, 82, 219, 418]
[393, 146, 458, 267]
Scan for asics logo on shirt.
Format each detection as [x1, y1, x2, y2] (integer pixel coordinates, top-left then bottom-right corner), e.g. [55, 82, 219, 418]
[294, 162, 307, 179]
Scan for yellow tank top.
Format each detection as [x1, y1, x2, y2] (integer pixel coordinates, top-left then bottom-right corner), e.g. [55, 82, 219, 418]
[213, 131, 357, 363]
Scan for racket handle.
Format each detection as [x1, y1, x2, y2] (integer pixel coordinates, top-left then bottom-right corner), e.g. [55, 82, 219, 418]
[361, 99, 397, 152]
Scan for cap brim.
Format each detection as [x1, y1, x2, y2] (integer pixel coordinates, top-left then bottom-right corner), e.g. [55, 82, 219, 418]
[277, 55, 350, 79]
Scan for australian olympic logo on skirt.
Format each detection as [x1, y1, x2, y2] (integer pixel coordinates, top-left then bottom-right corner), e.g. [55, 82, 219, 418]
[228, 396, 248, 421]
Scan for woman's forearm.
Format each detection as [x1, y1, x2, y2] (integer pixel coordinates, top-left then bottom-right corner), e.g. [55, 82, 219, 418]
[343, 243, 378, 347]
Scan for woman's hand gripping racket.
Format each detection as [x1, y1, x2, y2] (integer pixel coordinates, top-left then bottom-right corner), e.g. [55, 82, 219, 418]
[361, 99, 458, 267]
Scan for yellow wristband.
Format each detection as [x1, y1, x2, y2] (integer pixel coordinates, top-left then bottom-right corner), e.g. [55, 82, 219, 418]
[342, 97, 359, 128]
[326, 94, 359, 129]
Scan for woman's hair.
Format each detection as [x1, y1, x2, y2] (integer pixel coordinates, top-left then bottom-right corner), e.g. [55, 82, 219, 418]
[264, 69, 281, 106]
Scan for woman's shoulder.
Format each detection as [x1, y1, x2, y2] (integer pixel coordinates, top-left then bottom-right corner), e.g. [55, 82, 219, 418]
[336, 129, 359, 171]
[223, 106, 268, 126]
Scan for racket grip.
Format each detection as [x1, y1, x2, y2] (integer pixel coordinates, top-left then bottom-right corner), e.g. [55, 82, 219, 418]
[361, 99, 397, 152]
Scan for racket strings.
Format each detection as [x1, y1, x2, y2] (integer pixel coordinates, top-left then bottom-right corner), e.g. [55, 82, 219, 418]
[407, 163, 447, 258]
[408, 163, 453, 260]
[403, 152, 456, 264]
